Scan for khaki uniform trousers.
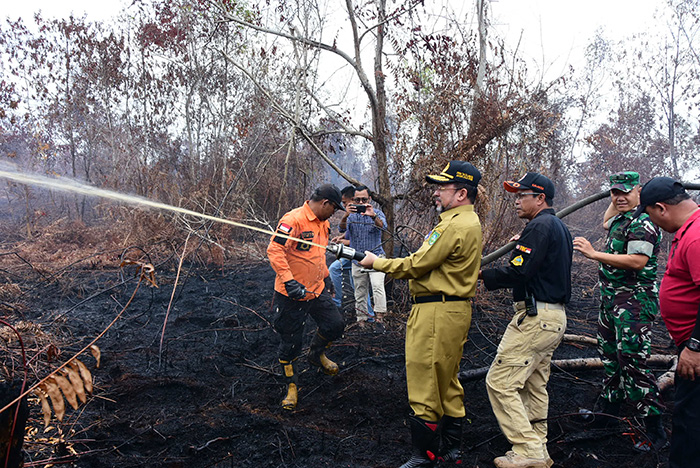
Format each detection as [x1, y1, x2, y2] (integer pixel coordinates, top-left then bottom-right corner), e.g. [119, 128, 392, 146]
[351, 262, 387, 320]
[486, 302, 566, 459]
[406, 299, 472, 421]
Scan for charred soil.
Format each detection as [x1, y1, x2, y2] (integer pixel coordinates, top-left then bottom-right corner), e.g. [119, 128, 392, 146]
[1, 250, 676, 468]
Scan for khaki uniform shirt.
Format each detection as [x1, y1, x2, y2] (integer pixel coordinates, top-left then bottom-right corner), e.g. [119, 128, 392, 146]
[373, 204, 481, 298]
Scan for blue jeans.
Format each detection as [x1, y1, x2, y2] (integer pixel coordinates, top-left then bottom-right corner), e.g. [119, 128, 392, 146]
[328, 258, 373, 315]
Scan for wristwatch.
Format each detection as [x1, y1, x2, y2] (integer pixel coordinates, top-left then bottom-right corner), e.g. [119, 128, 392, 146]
[686, 338, 700, 352]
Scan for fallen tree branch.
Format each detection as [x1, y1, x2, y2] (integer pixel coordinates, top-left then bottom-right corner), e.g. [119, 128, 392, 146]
[563, 334, 597, 345]
[159, 233, 190, 368]
[190, 436, 236, 452]
[458, 354, 677, 381]
[482, 182, 700, 265]
[656, 355, 678, 392]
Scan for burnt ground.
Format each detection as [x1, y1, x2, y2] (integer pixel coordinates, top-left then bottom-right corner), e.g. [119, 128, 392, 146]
[1, 251, 677, 468]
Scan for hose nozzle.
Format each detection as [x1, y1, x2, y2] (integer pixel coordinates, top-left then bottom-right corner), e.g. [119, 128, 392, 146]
[327, 243, 366, 261]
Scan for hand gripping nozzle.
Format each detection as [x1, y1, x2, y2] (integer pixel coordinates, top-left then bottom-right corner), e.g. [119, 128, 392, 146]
[326, 243, 366, 262]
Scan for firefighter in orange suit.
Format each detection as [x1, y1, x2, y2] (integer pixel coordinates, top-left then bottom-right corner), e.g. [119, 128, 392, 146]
[267, 184, 346, 410]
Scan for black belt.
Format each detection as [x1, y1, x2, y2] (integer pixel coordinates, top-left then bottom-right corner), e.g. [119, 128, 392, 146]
[412, 294, 466, 304]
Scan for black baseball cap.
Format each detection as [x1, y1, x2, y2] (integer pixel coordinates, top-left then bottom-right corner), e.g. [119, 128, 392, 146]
[504, 172, 555, 199]
[314, 184, 344, 210]
[425, 161, 481, 187]
[633, 177, 687, 217]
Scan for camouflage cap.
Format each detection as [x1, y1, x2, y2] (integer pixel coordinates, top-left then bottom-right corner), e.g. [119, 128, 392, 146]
[609, 171, 640, 193]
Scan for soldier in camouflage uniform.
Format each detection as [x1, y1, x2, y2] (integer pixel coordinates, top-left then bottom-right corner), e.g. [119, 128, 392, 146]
[573, 171, 666, 450]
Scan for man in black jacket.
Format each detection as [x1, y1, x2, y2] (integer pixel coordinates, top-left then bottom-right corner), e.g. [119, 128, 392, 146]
[480, 172, 572, 468]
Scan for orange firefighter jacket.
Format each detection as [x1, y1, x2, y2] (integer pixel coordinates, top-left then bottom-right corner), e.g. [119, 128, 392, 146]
[267, 201, 330, 300]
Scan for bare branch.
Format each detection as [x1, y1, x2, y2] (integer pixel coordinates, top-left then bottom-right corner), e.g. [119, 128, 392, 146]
[215, 48, 362, 188]
[307, 90, 373, 140]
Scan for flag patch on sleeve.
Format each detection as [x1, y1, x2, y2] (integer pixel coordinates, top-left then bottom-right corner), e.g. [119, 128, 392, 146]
[515, 244, 532, 254]
[273, 223, 293, 245]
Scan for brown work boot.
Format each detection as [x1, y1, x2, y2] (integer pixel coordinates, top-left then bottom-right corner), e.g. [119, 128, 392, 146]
[493, 451, 547, 468]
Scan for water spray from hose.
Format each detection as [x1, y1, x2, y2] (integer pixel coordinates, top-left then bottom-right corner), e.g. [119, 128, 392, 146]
[0, 168, 364, 261]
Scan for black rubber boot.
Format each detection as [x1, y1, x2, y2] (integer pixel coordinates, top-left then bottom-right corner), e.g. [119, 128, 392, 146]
[399, 415, 439, 468]
[590, 400, 621, 429]
[437, 416, 462, 465]
[308, 332, 339, 376]
[634, 414, 668, 452]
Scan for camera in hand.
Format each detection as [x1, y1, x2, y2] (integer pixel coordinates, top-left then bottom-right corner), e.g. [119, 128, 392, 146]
[352, 204, 367, 213]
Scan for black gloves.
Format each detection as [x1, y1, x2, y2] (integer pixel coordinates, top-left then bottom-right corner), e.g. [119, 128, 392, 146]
[324, 276, 335, 296]
[284, 280, 306, 300]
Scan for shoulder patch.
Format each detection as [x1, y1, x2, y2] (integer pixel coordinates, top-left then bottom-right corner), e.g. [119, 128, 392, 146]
[515, 244, 532, 254]
[427, 230, 441, 246]
[511, 255, 524, 267]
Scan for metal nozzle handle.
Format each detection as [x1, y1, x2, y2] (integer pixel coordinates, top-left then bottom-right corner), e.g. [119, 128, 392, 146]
[327, 244, 366, 262]
[349, 249, 366, 261]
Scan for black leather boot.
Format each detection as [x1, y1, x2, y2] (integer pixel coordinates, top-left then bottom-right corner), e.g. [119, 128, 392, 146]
[590, 400, 621, 429]
[437, 416, 462, 464]
[399, 415, 439, 468]
[634, 414, 668, 452]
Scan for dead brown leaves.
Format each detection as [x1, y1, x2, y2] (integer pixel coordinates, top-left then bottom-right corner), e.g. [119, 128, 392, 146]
[120, 260, 158, 288]
[32, 353, 97, 428]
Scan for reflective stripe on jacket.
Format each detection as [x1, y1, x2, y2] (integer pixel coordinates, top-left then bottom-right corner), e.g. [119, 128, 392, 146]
[267, 201, 330, 300]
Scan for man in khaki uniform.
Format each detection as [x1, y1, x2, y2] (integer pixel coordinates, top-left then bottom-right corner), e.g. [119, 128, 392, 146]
[479, 173, 572, 468]
[360, 161, 482, 468]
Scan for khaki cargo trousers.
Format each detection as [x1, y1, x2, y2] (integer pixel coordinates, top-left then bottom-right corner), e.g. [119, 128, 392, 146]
[406, 300, 472, 421]
[486, 302, 566, 459]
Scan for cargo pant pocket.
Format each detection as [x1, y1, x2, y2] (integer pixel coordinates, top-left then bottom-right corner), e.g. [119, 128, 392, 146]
[487, 354, 535, 392]
[533, 319, 565, 354]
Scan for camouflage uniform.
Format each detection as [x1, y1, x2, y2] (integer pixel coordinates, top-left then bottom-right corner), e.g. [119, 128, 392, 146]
[598, 210, 663, 416]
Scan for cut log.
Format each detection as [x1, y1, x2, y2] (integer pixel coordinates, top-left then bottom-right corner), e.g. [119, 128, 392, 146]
[656, 356, 678, 392]
[459, 354, 677, 381]
[563, 334, 597, 346]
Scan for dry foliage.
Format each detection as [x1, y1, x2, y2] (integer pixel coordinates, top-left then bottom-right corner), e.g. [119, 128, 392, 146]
[0, 282, 22, 300]
[33, 356, 96, 428]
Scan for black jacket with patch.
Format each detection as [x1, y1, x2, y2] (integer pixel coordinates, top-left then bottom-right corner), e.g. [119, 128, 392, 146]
[482, 208, 573, 303]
